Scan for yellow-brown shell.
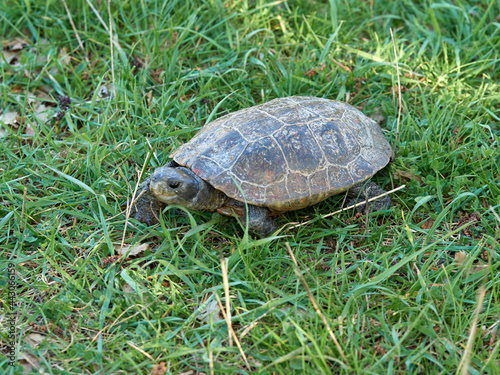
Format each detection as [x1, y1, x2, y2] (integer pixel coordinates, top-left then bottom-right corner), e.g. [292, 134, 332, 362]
[171, 96, 392, 212]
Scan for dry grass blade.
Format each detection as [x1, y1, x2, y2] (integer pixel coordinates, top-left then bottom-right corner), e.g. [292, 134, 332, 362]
[108, 0, 117, 100]
[285, 243, 349, 368]
[208, 343, 214, 375]
[457, 285, 487, 375]
[61, 0, 89, 63]
[331, 57, 351, 73]
[214, 293, 251, 371]
[85, 0, 109, 32]
[490, 206, 500, 223]
[21, 187, 27, 230]
[240, 306, 277, 338]
[283, 185, 405, 231]
[120, 152, 150, 255]
[126, 340, 155, 361]
[220, 255, 233, 346]
[91, 304, 148, 343]
[390, 28, 402, 160]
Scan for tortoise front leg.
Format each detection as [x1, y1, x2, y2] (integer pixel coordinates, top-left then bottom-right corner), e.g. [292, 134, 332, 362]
[244, 204, 278, 237]
[126, 160, 180, 225]
[218, 201, 277, 237]
[127, 177, 164, 225]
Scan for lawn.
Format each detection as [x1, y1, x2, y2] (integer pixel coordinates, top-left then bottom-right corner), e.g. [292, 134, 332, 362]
[1, 0, 499, 374]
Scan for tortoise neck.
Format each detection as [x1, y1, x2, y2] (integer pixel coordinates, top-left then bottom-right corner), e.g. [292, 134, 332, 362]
[178, 167, 227, 211]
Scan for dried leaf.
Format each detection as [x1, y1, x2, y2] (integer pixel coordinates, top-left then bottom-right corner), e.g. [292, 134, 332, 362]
[151, 362, 167, 375]
[24, 333, 45, 348]
[455, 250, 488, 274]
[393, 169, 423, 183]
[304, 68, 317, 77]
[123, 282, 136, 294]
[98, 85, 110, 99]
[2, 36, 29, 50]
[150, 68, 163, 83]
[0, 111, 20, 137]
[198, 297, 223, 323]
[455, 251, 467, 267]
[2, 49, 19, 64]
[19, 352, 40, 373]
[101, 255, 121, 267]
[1, 111, 19, 126]
[24, 123, 35, 136]
[114, 243, 149, 257]
[145, 91, 153, 108]
[58, 47, 71, 66]
[34, 103, 53, 123]
[13, 91, 37, 105]
[420, 217, 434, 230]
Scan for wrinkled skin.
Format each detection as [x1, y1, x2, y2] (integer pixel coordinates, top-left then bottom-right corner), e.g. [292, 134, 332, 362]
[128, 162, 389, 236]
[129, 161, 278, 236]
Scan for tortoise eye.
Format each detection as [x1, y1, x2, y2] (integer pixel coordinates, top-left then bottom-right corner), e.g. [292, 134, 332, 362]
[169, 181, 180, 189]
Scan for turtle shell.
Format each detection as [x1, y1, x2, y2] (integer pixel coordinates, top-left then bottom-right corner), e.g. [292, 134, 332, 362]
[171, 96, 391, 212]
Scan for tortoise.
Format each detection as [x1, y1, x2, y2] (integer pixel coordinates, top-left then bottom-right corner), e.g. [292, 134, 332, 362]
[129, 96, 392, 236]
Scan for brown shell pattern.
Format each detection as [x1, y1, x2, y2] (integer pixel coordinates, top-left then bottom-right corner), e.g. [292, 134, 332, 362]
[171, 96, 392, 212]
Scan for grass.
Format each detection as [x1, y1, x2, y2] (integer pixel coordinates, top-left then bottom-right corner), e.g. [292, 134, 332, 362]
[1, 0, 499, 373]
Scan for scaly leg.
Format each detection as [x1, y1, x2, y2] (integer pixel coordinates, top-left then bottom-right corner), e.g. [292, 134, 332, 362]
[346, 180, 391, 213]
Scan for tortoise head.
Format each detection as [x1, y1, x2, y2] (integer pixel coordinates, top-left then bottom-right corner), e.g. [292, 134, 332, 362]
[149, 166, 225, 211]
[149, 166, 201, 208]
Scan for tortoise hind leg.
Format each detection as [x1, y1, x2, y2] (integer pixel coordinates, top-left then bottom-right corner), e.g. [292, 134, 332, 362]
[346, 180, 391, 213]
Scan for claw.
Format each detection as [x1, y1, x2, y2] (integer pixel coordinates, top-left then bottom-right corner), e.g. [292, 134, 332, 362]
[125, 178, 164, 225]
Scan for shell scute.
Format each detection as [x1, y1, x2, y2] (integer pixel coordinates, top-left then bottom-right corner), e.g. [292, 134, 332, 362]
[273, 124, 324, 173]
[231, 136, 287, 186]
[308, 118, 360, 167]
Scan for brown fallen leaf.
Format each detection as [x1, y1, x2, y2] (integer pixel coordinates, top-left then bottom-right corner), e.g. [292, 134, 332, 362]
[0, 111, 20, 136]
[114, 243, 149, 257]
[455, 250, 488, 275]
[151, 362, 167, 375]
[198, 295, 223, 324]
[58, 47, 71, 66]
[28, 322, 64, 338]
[304, 67, 317, 77]
[101, 255, 121, 267]
[24, 333, 46, 348]
[19, 352, 40, 374]
[33, 103, 54, 124]
[2, 36, 29, 50]
[393, 168, 423, 183]
[25, 123, 35, 136]
[455, 251, 467, 267]
[2, 49, 19, 65]
[456, 212, 481, 237]
[420, 217, 434, 230]
[145, 91, 153, 108]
